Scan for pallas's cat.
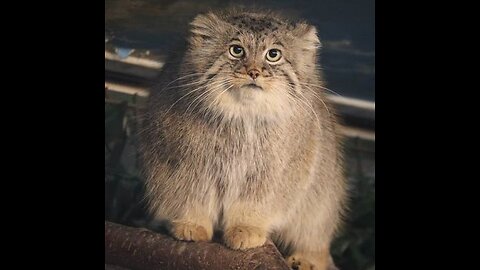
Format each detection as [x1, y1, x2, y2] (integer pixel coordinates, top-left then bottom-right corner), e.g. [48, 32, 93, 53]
[140, 9, 347, 270]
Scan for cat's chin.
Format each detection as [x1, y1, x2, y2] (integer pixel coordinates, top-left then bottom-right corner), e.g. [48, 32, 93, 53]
[228, 85, 261, 103]
[240, 84, 263, 91]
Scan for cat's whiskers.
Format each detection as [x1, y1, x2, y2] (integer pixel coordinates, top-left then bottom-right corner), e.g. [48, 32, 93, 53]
[184, 81, 232, 115]
[300, 84, 332, 117]
[285, 90, 310, 116]
[163, 72, 205, 88]
[160, 71, 230, 91]
[210, 82, 234, 104]
[280, 81, 323, 130]
[164, 84, 209, 115]
[205, 83, 235, 113]
[162, 80, 208, 90]
[299, 82, 342, 97]
[163, 76, 229, 115]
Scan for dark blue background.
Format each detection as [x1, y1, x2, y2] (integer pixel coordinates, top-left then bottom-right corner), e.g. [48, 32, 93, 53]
[106, 0, 375, 101]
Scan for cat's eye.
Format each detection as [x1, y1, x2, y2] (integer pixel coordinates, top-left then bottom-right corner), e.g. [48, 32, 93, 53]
[266, 49, 282, 62]
[229, 45, 244, 58]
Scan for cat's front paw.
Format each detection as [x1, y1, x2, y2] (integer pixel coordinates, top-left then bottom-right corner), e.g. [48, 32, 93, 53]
[170, 221, 211, 242]
[224, 225, 267, 250]
[287, 255, 315, 270]
[286, 254, 337, 270]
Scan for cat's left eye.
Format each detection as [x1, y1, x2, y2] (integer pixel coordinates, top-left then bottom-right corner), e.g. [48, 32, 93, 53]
[266, 49, 282, 62]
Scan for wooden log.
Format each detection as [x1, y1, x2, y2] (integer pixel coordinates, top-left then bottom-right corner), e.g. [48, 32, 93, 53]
[105, 221, 290, 270]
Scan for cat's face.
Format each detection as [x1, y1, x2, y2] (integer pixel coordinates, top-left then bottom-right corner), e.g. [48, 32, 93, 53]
[184, 11, 321, 119]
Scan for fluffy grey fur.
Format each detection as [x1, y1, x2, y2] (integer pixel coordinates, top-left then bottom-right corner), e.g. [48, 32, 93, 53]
[139, 8, 348, 270]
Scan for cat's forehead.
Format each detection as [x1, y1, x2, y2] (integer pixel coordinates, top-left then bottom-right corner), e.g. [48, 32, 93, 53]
[226, 13, 288, 36]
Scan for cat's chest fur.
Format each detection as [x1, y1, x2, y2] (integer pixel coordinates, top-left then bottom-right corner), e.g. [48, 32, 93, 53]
[220, 126, 292, 202]
[180, 114, 291, 194]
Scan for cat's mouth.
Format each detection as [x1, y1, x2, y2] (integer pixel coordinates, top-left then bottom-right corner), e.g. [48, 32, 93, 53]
[241, 83, 263, 90]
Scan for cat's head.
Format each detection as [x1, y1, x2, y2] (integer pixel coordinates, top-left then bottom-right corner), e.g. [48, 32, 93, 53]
[183, 10, 322, 120]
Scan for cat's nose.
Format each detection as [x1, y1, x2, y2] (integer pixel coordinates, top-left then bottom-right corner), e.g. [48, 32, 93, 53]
[247, 69, 260, 80]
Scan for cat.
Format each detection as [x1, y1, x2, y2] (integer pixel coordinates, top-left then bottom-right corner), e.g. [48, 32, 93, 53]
[139, 8, 348, 270]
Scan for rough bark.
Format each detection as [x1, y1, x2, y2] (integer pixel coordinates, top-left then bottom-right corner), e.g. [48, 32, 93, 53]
[105, 221, 290, 270]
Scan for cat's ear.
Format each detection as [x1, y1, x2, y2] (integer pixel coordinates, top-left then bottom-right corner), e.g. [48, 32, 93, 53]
[293, 23, 321, 51]
[189, 12, 227, 40]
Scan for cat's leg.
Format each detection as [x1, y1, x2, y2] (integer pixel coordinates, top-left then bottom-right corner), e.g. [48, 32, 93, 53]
[286, 248, 337, 270]
[280, 225, 338, 270]
[168, 203, 216, 242]
[221, 170, 317, 250]
[279, 198, 341, 270]
[151, 184, 218, 242]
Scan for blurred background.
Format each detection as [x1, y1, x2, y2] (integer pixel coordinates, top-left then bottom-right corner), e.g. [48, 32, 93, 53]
[105, 1, 374, 269]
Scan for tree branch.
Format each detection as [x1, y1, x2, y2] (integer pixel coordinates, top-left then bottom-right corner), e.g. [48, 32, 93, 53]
[105, 221, 290, 270]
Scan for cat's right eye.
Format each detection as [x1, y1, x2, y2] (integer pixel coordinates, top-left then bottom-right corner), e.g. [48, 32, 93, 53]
[229, 45, 244, 58]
